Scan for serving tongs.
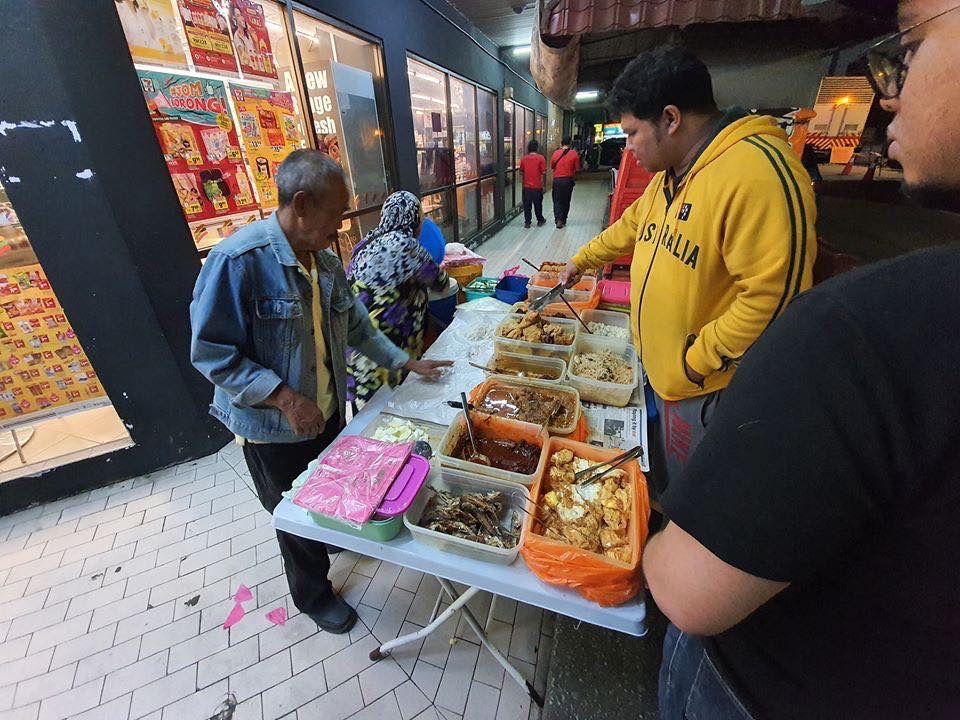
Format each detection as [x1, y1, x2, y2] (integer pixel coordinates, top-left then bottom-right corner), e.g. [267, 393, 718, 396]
[575, 445, 643, 486]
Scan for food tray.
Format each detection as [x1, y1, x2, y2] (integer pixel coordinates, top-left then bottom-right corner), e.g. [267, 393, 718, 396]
[580, 309, 632, 339]
[488, 351, 567, 384]
[525, 436, 648, 569]
[438, 413, 549, 487]
[472, 377, 581, 435]
[494, 313, 579, 360]
[566, 335, 638, 408]
[528, 273, 597, 305]
[308, 511, 404, 542]
[404, 467, 530, 565]
[360, 414, 448, 453]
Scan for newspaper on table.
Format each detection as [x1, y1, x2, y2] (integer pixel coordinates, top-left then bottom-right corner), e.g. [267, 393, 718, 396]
[579, 384, 650, 472]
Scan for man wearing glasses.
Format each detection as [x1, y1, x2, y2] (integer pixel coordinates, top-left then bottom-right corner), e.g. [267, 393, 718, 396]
[643, 2, 960, 718]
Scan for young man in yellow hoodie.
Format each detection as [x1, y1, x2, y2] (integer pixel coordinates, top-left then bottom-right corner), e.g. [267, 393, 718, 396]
[560, 46, 817, 489]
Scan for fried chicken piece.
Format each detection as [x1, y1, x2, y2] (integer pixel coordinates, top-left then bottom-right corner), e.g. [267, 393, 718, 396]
[600, 527, 627, 549]
[605, 546, 632, 563]
[562, 526, 595, 550]
[603, 507, 627, 532]
[553, 449, 574, 466]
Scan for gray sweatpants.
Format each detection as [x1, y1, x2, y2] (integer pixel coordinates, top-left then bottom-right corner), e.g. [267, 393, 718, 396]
[653, 390, 722, 494]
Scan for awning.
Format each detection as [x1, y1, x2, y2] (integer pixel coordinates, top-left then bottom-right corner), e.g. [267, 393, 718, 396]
[805, 133, 861, 150]
[542, 0, 804, 36]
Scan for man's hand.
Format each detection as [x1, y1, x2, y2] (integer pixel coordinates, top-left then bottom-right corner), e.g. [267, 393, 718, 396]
[267, 385, 326, 438]
[684, 334, 706, 387]
[405, 359, 453, 379]
[558, 261, 583, 288]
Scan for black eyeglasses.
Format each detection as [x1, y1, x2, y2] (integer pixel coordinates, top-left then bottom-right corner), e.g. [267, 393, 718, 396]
[866, 3, 960, 99]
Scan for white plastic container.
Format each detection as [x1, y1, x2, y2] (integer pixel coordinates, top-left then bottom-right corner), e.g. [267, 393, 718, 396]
[494, 313, 579, 360]
[566, 335, 639, 408]
[580, 309, 632, 340]
[527, 278, 597, 306]
[404, 468, 530, 565]
[438, 412, 549, 487]
[472, 377, 581, 435]
[487, 351, 567, 384]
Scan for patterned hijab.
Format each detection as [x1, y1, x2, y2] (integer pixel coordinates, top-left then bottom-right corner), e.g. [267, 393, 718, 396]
[349, 191, 430, 289]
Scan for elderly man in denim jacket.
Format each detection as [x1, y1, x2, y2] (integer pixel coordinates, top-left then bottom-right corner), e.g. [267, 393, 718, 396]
[191, 150, 449, 633]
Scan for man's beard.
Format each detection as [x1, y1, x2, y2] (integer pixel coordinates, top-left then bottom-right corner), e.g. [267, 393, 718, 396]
[903, 182, 960, 214]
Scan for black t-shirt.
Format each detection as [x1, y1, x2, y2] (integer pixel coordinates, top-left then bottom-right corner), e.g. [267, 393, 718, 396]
[661, 246, 960, 720]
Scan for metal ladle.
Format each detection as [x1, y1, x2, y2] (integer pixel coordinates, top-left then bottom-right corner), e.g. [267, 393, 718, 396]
[460, 392, 491, 466]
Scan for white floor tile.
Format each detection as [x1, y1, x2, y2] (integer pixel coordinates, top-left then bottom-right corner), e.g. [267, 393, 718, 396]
[296, 676, 363, 720]
[228, 649, 292, 703]
[435, 640, 481, 715]
[36, 678, 104, 720]
[394, 680, 431, 720]
[348, 692, 402, 720]
[358, 656, 406, 705]
[463, 681, 500, 720]
[260, 661, 326, 719]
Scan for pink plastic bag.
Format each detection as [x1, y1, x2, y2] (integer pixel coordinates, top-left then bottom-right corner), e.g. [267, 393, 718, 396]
[292, 436, 413, 528]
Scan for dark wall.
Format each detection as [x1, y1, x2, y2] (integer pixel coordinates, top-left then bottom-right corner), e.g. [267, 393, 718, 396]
[0, 1, 230, 513]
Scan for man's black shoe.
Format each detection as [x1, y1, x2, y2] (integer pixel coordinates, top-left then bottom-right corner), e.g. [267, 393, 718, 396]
[537, 220, 547, 227]
[524, 223, 531, 228]
[556, 221, 565, 229]
[307, 594, 357, 634]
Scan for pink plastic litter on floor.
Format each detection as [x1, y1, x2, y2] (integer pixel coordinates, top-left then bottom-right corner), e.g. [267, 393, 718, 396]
[266, 607, 287, 626]
[292, 436, 413, 528]
[223, 602, 245, 629]
[234, 584, 253, 603]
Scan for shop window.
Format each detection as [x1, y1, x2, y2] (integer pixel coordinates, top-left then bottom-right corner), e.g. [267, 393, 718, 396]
[508, 170, 521, 210]
[503, 100, 515, 169]
[421, 190, 456, 245]
[479, 178, 496, 228]
[524, 108, 535, 151]
[456, 183, 479, 240]
[117, 0, 311, 251]
[513, 105, 526, 169]
[478, 89, 497, 177]
[536, 114, 547, 152]
[504, 171, 516, 212]
[294, 12, 390, 211]
[450, 78, 478, 183]
[408, 60, 453, 191]
[0, 183, 132, 482]
[335, 208, 382, 268]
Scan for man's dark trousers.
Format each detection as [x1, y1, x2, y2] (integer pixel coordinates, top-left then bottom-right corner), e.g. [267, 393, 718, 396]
[552, 177, 575, 224]
[242, 417, 340, 614]
[522, 187, 545, 225]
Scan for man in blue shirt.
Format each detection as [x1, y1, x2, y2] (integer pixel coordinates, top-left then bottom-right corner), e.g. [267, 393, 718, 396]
[191, 150, 449, 633]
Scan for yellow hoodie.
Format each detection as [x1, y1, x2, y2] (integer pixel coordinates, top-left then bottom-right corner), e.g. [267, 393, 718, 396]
[573, 113, 817, 401]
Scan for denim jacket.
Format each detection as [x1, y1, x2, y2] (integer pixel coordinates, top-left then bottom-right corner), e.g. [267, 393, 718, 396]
[189, 213, 409, 443]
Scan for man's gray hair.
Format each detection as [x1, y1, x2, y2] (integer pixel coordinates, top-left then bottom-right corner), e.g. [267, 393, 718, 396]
[275, 149, 346, 206]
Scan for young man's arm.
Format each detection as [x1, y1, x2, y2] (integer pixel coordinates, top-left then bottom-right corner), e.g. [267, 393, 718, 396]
[685, 158, 817, 381]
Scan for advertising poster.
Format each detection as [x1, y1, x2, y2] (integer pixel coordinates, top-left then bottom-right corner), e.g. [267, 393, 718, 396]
[176, 0, 239, 73]
[232, 84, 300, 208]
[0, 264, 109, 428]
[114, 0, 188, 67]
[229, 0, 278, 80]
[137, 69, 258, 223]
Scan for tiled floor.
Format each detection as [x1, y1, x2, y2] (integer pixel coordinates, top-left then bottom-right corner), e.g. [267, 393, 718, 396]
[0, 179, 615, 720]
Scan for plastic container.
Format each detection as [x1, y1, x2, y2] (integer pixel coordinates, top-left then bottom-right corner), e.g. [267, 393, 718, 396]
[598, 279, 631, 308]
[404, 468, 530, 565]
[308, 512, 405, 541]
[494, 313, 579, 360]
[373, 454, 431, 519]
[528, 273, 597, 305]
[494, 275, 529, 305]
[566, 334, 639, 408]
[471, 377, 581, 435]
[580, 309, 632, 340]
[520, 436, 649, 604]
[447, 263, 484, 288]
[438, 412, 549, 487]
[428, 278, 460, 327]
[487, 351, 567, 384]
[463, 277, 498, 302]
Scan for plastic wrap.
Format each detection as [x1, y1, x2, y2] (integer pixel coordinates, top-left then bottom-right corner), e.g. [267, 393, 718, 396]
[291, 436, 413, 528]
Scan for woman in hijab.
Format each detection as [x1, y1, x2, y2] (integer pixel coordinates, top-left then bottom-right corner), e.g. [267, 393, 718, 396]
[347, 191, 448, 408]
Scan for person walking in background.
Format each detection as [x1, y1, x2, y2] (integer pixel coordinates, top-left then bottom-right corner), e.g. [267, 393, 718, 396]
[347, 191, 449, 409]
[519, 139, 547, 228]
[190, 152, 450, 635]
[551, 136, 580, 228]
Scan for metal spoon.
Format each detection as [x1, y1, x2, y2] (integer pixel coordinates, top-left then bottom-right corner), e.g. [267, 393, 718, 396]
[460, 392, 491, 466]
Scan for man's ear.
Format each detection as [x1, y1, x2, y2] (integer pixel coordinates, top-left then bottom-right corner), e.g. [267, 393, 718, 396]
[291, 190, 310, 218]
[662, 105, 682, 136]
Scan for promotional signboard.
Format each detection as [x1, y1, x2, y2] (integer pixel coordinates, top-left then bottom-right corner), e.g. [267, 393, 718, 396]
[114, 0, 189, 67]
[177, 0, 239, 73]
[229, 0, 278, 80]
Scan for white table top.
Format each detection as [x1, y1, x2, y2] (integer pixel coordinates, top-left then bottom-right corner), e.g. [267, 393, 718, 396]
[273, 386, 648, 637]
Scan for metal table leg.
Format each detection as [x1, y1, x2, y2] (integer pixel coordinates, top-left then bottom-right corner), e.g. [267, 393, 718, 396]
[437, 578, 544, 708]
[370, 584, 481, 661]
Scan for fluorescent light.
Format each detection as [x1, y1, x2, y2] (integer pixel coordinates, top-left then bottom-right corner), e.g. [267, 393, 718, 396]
[411, 93, 444, 104]
[512, 45, 531, 56]
[408, 70, 442, 85]
[576, 90, 600, 101]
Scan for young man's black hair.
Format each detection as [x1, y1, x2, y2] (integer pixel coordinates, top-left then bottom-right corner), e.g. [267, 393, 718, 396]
[608, 45, 718, 120]
[561, 136, 572, 146]
[527, 140, 539, 153]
